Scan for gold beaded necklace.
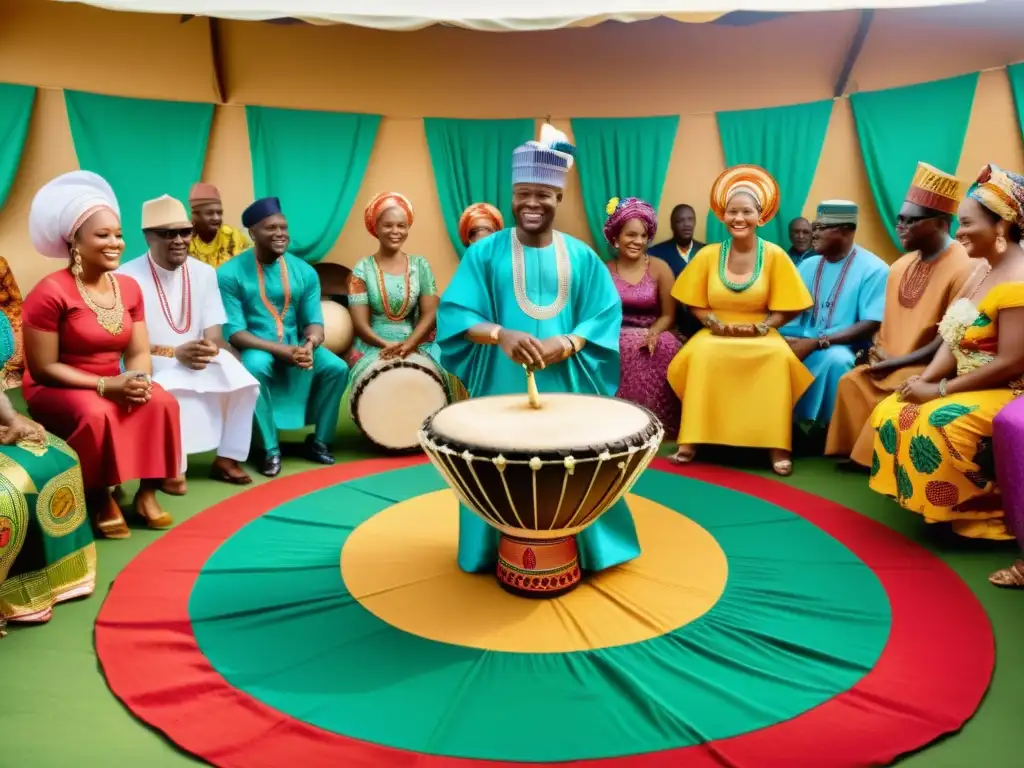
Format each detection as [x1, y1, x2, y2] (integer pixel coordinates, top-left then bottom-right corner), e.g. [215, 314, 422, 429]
[74, 271, 124, 336]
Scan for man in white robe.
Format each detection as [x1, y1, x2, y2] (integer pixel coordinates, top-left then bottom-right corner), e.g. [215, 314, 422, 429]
[119, 195, 259, 487]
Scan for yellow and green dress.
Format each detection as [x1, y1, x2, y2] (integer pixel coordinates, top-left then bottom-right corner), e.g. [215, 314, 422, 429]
[0, 434, 95, 632]
[869, 282, 1024, 540]
[667, 239, 814, 451]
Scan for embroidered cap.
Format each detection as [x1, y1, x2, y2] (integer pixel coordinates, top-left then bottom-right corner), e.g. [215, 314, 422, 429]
[242, 197, 283, 229]
[816, 200, 858, 226]
[905, 162, 965, 216]
[512, 123, 576, 190]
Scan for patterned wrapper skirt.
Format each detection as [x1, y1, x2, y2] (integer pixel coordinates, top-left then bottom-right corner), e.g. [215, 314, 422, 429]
[0, 434, 95, 630]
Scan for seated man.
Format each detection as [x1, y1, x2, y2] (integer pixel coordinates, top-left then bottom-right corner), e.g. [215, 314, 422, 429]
[782, 201, 888, 434]
[188, 182, 251, 268]
[216, 197, 349, 477]
[825, 163, 974, 469]
[118, 195, 260, 487]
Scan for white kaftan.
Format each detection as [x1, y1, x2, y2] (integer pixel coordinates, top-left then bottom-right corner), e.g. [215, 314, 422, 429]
[118, 254, 259, 470]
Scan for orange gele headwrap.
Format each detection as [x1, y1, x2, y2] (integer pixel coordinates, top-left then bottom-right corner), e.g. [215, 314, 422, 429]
[709, 164, 780, 227]
[458, 203, 504, 246]
[364, 192, 414, 237]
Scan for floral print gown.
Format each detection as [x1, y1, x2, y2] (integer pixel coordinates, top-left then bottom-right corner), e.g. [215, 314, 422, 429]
[868, 282, 1024, 541]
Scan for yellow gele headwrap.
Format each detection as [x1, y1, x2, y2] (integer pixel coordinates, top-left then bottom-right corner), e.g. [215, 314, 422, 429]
[904, 162, 965, 216]
[709, 164, 780, 226]
[967, 164, 1024, 226]
[364, 192, 414, 237]
[458, 203, 503, 246]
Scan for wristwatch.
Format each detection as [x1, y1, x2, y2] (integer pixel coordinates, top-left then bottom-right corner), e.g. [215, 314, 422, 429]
[755, 322, 770, 336]
[490, 326, 503, 342]
[817, 335, 831, 349]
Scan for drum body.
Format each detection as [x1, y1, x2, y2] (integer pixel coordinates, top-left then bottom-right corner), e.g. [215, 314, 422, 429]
[350, 353, 448, 452]
[419, 393, 663, 596]
[321, 300, 354, 355]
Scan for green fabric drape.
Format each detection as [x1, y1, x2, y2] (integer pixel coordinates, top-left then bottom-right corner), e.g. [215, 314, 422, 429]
[425, 118, 533, 258]
[851, 73, 978, 247]
[247, 107, 380, 264]
[0, 84, 35, 213]
[64, 91, 213, 261]
[706, 100, 833, 247]
[1005, 63, 1024, 139]
[570, 116, 679, 256]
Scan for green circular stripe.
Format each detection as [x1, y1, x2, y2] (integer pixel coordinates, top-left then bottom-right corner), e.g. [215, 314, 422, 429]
[189, 465, 891, 762]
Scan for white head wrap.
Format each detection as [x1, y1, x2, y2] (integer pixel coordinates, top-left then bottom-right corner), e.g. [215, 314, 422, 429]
[29, 171, 120, 260]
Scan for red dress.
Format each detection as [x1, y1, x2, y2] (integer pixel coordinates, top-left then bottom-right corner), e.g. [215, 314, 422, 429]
[22, 270, 181, 490]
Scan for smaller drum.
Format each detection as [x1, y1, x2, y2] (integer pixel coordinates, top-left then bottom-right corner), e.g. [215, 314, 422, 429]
[350, 352, 449, 452]
[321, 300, 354, 355]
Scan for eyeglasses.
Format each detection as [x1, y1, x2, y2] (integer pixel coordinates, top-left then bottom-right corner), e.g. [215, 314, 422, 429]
[148, 227, 193, 240]
[811, 223, 841, 232]
[895, 214, 932, 228]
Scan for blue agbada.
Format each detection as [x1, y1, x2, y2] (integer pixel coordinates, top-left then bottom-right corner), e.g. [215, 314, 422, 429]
[782, 246, 889, 425]
[436, 228, 642, 573]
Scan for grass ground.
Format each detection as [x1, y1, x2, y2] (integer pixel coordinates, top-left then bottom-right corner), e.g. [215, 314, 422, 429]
[1, 422, 1021, 767]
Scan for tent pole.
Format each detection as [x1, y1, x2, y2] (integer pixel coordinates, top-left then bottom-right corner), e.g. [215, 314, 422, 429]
[209, 18, 228, 104]
[833, 9, 874, 98]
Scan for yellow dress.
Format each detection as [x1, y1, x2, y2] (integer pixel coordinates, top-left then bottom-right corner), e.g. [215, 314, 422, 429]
[869, 282, 1024, 540]
[667, 240, 814, 450]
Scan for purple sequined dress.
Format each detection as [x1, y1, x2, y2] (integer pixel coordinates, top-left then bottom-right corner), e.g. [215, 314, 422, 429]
[612, 267, 682, 433]
[993, 397, 1024, 551]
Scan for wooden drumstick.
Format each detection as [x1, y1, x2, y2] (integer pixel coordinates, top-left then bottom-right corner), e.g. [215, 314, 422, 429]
[524, 365, 542, 409]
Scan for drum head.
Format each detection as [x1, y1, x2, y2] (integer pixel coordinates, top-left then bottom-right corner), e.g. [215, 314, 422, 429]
[354, 361, 448, 451]
[427, 393, 655, 453]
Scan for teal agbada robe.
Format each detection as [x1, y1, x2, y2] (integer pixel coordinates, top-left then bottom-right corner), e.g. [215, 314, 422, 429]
[436, 228, 642, 573]
[217, 251, 349, 453]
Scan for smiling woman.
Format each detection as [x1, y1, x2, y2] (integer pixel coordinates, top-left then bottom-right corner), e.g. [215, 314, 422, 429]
[19, 171, 182, 540]
[666, 164, 814, 476]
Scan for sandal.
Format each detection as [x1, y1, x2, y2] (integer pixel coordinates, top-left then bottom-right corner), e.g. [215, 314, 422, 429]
[668, 447, 696, 465]
[97, 516, 131, 539]
[769, 450, 793, 477]
[989, 560, 1024, 588]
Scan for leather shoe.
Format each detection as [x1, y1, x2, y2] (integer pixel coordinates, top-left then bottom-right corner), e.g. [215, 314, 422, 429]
[262, 452, 282, 477]
[304, 436, 335, 465]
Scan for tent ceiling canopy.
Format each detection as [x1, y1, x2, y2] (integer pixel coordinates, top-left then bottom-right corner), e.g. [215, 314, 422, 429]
[58, 0, 986, 31]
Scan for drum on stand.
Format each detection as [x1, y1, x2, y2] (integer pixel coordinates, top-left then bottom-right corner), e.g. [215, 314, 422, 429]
[419, 392, 663, 597]
[350, 352, 449, 452]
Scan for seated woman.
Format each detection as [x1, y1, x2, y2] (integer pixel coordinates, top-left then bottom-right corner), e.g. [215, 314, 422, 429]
[0, 255, 25, 390]
[0, 394, 94, 636]
[604, 197, 681, 433]
[21, 171, 182, 539]
[870, 164, 1024, 541]
[667, 165, 813, 475]
[459, 203, 504, 247]
[347, 192, 461, 399]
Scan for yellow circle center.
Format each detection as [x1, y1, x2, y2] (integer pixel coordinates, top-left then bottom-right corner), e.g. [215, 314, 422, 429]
[341, 490, 728, 653]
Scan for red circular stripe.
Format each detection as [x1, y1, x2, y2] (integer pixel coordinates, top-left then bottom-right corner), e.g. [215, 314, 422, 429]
[95, 457, 993, 768]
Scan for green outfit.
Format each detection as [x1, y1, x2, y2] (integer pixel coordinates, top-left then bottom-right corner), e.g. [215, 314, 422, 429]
[0, 434, 95, 628]
[217, 251, 350, 454]
[347, 254, 460, 399]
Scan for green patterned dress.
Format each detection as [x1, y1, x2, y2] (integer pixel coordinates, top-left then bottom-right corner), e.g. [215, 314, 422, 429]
[0, 433, 95, 633]
[347, 254, 463, 400]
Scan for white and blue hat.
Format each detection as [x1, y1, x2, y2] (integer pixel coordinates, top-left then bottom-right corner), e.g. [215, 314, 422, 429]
[512, 124, 576, 190]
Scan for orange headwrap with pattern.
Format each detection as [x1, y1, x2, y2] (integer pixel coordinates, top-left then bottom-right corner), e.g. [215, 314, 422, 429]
[364, 192, 414, 238]
[709, 164, 780, 227]
[458, 203, 504, 246]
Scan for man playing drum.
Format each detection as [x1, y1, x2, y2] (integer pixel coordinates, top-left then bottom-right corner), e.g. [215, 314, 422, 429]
[436, 123, 642, 575]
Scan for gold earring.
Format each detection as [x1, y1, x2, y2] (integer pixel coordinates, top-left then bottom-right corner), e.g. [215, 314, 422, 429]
[71, 250, 83, 277]
[996, 234, 1008, 255]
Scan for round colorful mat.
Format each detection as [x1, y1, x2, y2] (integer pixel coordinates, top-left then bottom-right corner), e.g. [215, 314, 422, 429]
[95, 457, 994, 768]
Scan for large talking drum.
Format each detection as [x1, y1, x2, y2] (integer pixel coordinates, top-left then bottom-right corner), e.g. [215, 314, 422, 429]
[419, 391, 663, 597]
[350, 352, 449, 452]
[321, 300, 353, 355]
